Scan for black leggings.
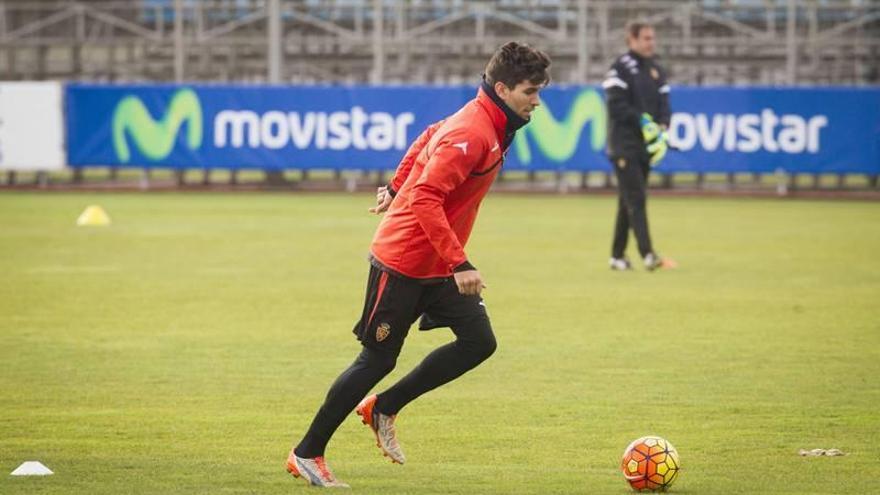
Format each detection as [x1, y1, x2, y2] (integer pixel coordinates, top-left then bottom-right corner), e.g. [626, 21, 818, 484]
[295, 314, 495, 458]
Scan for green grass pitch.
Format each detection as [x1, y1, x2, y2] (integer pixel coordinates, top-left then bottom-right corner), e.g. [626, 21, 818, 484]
[1, 192, 879, 494]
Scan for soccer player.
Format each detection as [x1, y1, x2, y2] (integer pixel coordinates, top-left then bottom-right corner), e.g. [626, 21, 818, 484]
[286, 42, 551, 488]
[603, 21, 676, 271]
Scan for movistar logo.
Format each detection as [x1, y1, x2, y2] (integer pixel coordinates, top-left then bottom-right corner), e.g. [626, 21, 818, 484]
[514, 88, 607, 164]
[113, 88, 203, 162]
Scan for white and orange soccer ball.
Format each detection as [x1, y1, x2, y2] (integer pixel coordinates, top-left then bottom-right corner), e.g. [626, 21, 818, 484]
[621, 436, 681, 491]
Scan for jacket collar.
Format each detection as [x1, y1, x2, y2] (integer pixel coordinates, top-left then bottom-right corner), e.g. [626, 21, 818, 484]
[477, 77, 529, 142]
[627, 49, 653, 65]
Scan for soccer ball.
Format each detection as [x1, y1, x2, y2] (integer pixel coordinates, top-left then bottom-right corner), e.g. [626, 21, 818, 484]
[621, 436, 681, 491]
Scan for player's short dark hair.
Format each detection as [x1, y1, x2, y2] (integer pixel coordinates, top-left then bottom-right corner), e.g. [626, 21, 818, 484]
[484, 42, 551, 89]
[626, 20, 653, 39]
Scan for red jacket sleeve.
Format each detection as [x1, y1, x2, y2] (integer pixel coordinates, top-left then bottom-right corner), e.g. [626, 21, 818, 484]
[389, 120, 444, 194]
[408, 129, 487, 270]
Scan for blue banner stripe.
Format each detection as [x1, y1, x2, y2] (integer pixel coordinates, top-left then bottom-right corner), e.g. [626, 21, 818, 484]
[65, 83, 880, 174]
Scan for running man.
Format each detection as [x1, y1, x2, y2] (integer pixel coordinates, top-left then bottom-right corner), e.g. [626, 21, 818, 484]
[286, 41, 551, 488]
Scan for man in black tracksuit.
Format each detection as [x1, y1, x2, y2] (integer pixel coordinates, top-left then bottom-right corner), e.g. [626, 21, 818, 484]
[603, 21, 675, 271]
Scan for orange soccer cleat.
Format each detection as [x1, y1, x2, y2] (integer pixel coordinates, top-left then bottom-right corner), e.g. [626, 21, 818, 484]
[644, 252, 678, 271]
[286, 448, 350, 488]
[355, 394, 406, 464]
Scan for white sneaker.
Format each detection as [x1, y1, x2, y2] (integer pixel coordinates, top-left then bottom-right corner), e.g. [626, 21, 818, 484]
[609, 257, 633, 271]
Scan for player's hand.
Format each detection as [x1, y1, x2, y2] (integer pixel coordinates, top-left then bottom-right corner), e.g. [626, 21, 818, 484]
[641, 113, 668, 167]
[454, 270, 486, 296]
[640, 113, 661, 143]
[647, 131, 668, 167]
[369, 186, 393, 214]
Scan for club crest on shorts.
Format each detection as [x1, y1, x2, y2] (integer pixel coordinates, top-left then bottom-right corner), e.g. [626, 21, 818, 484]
[376, 322, 391, 342]
[617, 158, 627, 169]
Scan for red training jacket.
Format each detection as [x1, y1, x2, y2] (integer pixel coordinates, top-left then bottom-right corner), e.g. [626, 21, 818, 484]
[370, 84, 525, 279]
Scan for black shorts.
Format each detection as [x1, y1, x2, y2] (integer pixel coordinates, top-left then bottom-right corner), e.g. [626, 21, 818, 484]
[352, 265, 488, 355]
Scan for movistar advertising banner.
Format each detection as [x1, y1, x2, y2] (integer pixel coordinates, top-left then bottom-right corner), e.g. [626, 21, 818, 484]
[66, 83, 879, 174]
[663, 87, 879, 174]
[67, 84, 464, 170]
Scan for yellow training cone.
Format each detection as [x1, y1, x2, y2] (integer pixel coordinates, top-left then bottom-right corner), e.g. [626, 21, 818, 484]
[76, 205, 111, 226]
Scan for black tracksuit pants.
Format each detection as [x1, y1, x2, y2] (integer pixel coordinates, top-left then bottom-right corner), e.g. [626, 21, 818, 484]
[611, 153, 654, 259]
[294, 265, 496, 459]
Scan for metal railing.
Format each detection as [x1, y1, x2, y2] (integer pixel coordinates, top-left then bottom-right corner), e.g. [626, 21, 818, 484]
[0, 0, 877, 85]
